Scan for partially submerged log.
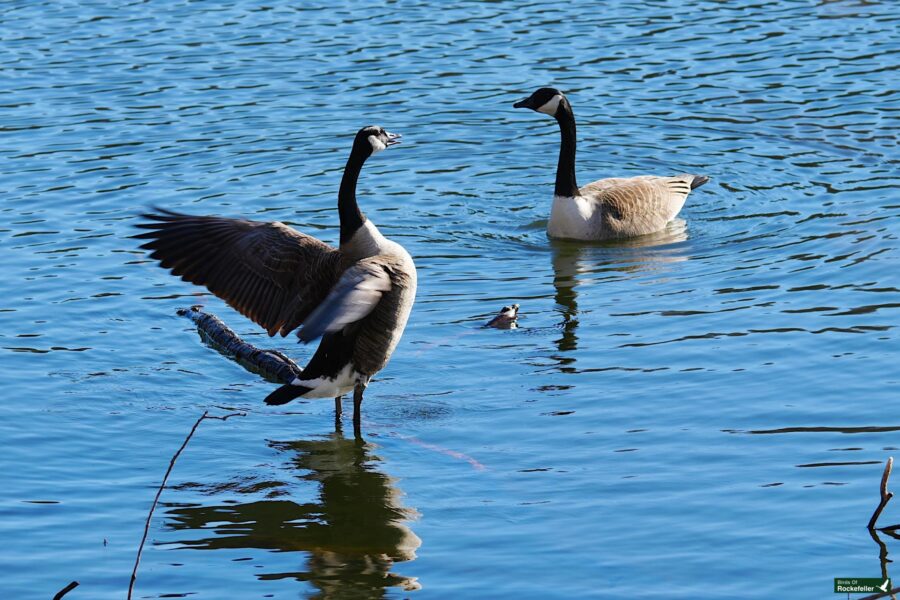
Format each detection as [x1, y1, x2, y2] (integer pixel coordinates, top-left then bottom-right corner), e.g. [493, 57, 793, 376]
[177, 305, 302, 384]
[178, 302, 520, 383]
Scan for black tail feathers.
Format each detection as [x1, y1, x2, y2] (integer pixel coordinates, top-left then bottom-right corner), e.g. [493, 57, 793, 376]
[264, 383, 312, 406]
[690, 175, 710, 190]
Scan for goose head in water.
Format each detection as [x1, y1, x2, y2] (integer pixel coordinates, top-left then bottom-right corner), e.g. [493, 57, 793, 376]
[485, 304, 520, 329]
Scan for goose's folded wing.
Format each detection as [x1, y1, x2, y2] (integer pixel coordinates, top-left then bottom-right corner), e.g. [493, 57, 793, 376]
[582, 176, 693, 221]
[134, 209, 343, 336]
[297, 261, 392, 343]
[579, 176, 651, 193]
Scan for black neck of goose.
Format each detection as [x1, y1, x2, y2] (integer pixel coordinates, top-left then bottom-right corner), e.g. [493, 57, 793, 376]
[338, 146, 369, 245]
[554, 100, 579, 198]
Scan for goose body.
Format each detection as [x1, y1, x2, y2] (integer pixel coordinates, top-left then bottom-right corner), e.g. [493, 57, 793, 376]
[136, 126, 416, 432]
[514, 87, 709, 241]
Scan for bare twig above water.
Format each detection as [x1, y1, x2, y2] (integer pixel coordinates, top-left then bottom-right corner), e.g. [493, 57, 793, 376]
[870, 457, 894, 530]
[53, 581, 79, 600]
[127, 410, 246, 600]
[866, 457, 898, 598]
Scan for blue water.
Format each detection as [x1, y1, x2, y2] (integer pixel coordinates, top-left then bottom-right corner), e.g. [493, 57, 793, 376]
[2, 1, 899, 598]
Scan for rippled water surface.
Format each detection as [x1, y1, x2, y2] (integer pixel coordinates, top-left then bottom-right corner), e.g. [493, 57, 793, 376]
[2, 1, 899, 598]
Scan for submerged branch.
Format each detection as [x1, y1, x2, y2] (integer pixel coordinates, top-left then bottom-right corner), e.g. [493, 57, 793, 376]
[178, 305, 301, 384]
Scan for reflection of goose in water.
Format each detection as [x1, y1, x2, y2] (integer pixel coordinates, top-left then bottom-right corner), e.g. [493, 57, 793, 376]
[163, 431, 421, 597]
[551, 220, 690, 356]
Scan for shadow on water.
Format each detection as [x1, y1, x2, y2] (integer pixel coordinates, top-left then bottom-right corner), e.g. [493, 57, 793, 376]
[162, 431, 421, 597]
[549, 219, 690, 359]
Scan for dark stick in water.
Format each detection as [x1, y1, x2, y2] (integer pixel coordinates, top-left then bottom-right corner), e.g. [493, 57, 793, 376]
[128, 410, 245, 600]
[53, 581, 79, 600]
[869, 457, 894, 530]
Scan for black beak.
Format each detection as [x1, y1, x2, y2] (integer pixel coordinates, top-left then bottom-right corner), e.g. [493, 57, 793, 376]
[513, 98, 531, 109]
[385, 131, 402, 146]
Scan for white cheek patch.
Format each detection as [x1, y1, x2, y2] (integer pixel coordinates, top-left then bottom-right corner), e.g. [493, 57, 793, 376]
[537, 94, 563, 115]
[368, 135, 387, 154]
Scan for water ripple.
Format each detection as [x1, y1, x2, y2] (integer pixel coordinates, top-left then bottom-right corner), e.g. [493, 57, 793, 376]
[1, 0, 898, 598]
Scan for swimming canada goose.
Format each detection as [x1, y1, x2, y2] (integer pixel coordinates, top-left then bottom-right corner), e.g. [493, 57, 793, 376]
[513, 87, 709, 241]
[135, 126, 416, 434]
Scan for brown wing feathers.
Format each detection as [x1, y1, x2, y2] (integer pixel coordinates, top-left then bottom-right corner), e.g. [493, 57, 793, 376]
[135, 209, 343, 337]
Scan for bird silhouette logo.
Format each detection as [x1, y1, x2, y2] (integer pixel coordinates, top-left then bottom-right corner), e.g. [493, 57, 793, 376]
[878, 578, 891, 592]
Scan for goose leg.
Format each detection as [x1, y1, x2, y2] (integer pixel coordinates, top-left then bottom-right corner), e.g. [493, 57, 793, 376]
[334, 395, 343, 433]
[353, 384, 365, 438]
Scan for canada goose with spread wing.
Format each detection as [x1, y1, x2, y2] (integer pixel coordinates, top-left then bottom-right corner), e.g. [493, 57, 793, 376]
[135, 126, 417, 435]
[514, 87, 709, 241]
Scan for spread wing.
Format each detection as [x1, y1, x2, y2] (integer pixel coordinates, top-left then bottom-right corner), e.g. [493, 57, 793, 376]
[135, 208, 343, 336]
[297, 259, 392, 343]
